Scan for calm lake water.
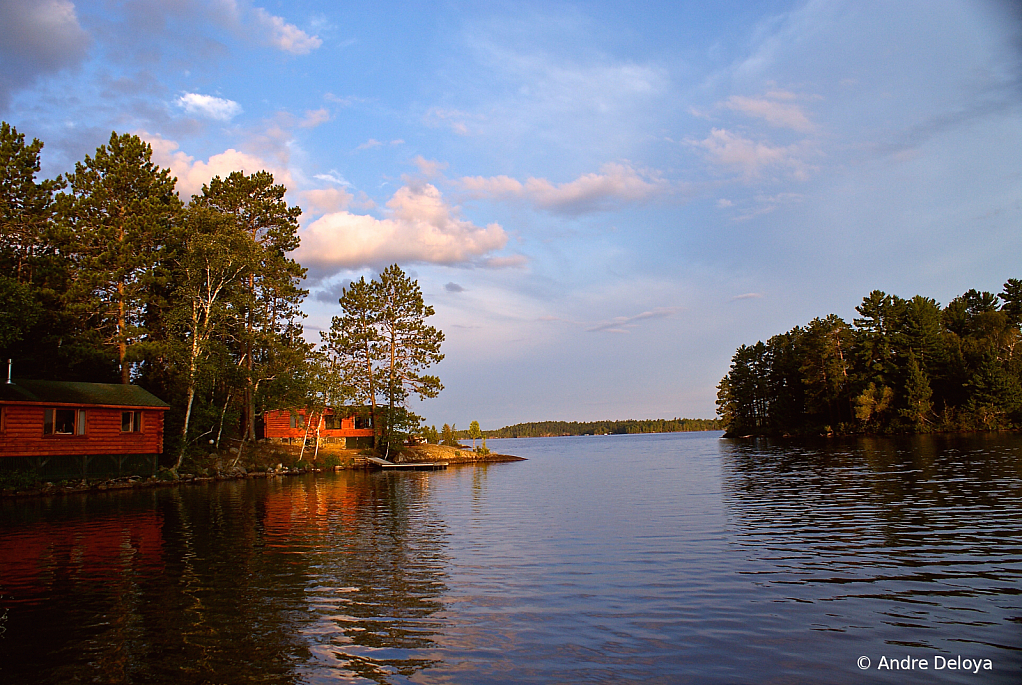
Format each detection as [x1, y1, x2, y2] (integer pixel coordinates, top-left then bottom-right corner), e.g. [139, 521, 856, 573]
[1, 432, 1020, 684]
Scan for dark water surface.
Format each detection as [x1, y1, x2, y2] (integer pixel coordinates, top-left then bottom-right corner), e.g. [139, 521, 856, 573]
[1, 432, 1020, 683]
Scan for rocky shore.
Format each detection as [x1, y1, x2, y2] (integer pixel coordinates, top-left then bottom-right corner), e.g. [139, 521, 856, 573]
[0, 444, 524, 498]
[397, 443, 525, 464]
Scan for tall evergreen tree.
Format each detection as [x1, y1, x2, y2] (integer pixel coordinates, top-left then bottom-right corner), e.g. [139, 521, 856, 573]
[60, 132, 183, 383]
[376, 264, 444, 449]
[322, 277, 384, 446]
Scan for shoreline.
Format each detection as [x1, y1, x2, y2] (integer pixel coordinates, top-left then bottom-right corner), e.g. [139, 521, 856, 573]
[0, 445, 525, 499]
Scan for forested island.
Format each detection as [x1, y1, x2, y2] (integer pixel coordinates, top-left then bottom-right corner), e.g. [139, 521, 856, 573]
[717, 283, 1022, 437]
[479, 418, 721, 438]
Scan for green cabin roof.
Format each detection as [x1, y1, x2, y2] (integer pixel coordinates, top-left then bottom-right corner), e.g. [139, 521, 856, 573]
[0, 380, 170, 408]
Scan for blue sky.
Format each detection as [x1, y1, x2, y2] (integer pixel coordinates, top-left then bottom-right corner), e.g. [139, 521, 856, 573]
[2, 0, 1020, 428]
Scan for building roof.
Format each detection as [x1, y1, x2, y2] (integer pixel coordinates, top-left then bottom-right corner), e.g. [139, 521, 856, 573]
[0, 380, 170, 409]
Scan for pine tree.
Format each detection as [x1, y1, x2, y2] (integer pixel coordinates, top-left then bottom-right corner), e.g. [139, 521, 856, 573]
[376, 264, 444, 449]
[322, 277, 383, 447]
[60, 132, 183, 383]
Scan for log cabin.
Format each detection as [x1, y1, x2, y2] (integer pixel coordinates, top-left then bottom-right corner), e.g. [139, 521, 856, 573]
[0, 379, 170, 479]
[263, 407, 375, 448]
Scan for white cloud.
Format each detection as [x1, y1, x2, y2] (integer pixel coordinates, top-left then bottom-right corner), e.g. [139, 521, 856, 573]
[357, 138, 383, 150]
[144, 132, 292, 198]
[586, 307, 680, 333]
[459, 162, 672, 215]
[296, 183, 508, 272]
[314, 171, 350, 186]
[253, 7, 321, 55]
[176, 92, 243, 121]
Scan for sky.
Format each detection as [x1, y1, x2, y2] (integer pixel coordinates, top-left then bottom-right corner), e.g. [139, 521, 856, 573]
[2, 0, 1020, 429]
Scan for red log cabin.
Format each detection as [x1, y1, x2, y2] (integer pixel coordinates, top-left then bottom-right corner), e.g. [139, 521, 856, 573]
[0, 379, 170, 478]
[263, 407, 375, 448]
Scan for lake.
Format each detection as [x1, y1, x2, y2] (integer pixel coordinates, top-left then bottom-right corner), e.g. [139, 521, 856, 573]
[1, 432, 1020, 683]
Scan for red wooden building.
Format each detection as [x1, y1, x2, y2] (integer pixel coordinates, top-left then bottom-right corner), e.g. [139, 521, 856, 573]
[0, 379, 170, 478]
[263, 407, 375, 448]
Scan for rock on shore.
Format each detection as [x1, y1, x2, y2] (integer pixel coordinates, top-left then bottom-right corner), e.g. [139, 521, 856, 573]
[399, 444, 525, 464]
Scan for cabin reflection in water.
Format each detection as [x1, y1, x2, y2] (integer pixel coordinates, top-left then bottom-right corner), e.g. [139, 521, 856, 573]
[0, 471, 450, 684]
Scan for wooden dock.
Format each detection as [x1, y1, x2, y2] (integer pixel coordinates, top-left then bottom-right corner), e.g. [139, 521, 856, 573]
[366, 456, 448, 470]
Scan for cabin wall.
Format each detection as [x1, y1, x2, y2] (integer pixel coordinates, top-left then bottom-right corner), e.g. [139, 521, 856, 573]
[262, 409, 375, 441]
[0, 405, 165, 457]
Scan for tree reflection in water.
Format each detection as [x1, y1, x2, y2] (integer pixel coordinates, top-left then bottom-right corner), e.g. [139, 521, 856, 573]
[0, 470, 450, 684]
[718, 433, 1022, 654]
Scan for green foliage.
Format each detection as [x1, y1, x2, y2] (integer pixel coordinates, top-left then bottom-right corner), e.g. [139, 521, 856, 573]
[59, 131, 184, 384]
[718, 281, 1022, 436]
[322, 264, 444, 453]
[0, 122, 317, 466]
[0, 470, 42, 491]
[441, 423, 459, 446]
[475, 437, 490, 455]
[487, 417, 721, 438]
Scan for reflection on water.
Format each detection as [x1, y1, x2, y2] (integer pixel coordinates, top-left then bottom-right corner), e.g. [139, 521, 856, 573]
[0, 471, 450, 684]
[1, 433, 1021, 684]
[720, 434, 1022, 656]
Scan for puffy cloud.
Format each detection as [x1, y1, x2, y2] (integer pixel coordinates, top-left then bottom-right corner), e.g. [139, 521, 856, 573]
[0, 0, 90, 109]
[459, 162, 671, 215]
[300, 187, 353, 214]
[444, 282, 466, 293]
[691, 128, 816, 181]
[724, 93, 816, 132]
[253, 7, 321, 54]
[176, 92, 243, 121]
[356, 138, 383, 150]
[297, 183, 508, 272]
[144, 132, 292, 198]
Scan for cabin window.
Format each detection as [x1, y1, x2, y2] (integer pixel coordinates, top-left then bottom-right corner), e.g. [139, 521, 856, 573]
[290, 414, 305, 429]
[44, 408, 85, 435]
[324, 415, 339, 430]
[354, 415, 372, 430]
[122, 410, 143, 432]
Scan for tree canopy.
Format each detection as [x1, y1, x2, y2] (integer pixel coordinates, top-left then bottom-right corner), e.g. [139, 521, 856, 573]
[717, 282, 1022, 436]
[0, 123, 324, 468]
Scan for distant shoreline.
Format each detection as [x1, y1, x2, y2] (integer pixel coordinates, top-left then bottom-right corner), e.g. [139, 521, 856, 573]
[479, 418, 722, 439]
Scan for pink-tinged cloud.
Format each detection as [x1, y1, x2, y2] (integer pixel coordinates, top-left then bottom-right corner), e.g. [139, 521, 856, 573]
[298, 108, 330, 128]
[724, 94, 816, 132]
[296, 183, 508, 272]
[300, 187, 353, 214]
[143, 133, 293, 198]
[483, 254, 528, 269]
[691, 128, 816, 181]
[253, 8, 321, 54]
[459, 162, 671, 215]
